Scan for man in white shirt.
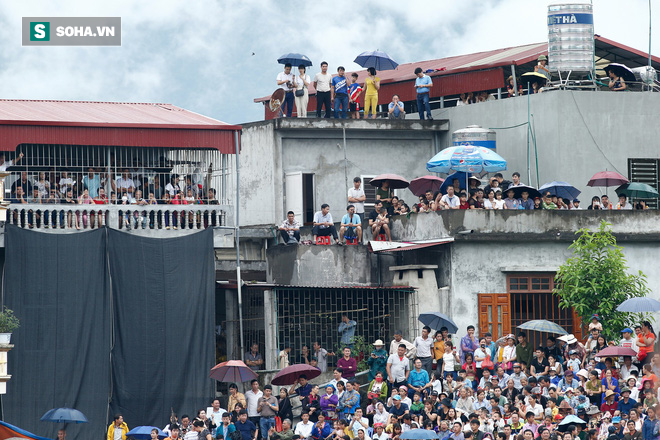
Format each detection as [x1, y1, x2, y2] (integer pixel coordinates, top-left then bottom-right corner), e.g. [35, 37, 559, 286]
[509, 172, 524, 187]
[245, 379, 263, 425]
[389, 331, 416, 359]
[295, 412, 314, 439]
[0, 152, 23, 172]
[387, 343, 411, 390]
[620, 328, 639, 360]
[312, 203, 339, 245]
[348, 408, 369, 437]
[313, 61, 332, 118]
[414, 326, 434, 376]
[166, 175, 181, 197]
[206, 399, 227, 437]
[616, 194, 633, 210]
[347, 177, 366, 215]
[279, 211, 301, 244]
[440, 186, 460, 209]
[276, 63, 295, 118]
[116, 169, 136, 194]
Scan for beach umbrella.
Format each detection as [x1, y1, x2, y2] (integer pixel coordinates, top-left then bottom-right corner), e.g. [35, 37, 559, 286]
[277, 53, 312, 67]
[409, 176, 445, 196]
[354, 50, 398, 71]
[418, 312, 458, 334]
[271, 364, 321, 386]
[369, 174, 409, 189]
[616, 297, 660, 313]
[538, 181, 581, 200]
[604, 63, 636, 83]
[210, 360, 258, 383]
[427, 146, 507, 175]
[595, 346, 637, 358]
[587, 171, 628, 188]
[40, 408, 88, 424]
[616, 182, 659, 199]
[517, 320, 568, 335]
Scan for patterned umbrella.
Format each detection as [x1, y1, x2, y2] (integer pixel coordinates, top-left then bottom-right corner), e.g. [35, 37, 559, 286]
[517, 320, 568, 335]
[427, 146, 507, 175]
[210, 360, 258, 383]
[616, 297, 660, 313]
[587, 171, 628, 188]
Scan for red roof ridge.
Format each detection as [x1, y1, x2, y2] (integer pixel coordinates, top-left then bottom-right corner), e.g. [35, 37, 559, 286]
[0, 98, 174, 106]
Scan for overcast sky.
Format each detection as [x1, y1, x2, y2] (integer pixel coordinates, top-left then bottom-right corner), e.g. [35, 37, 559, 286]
[0, 0, 657, 124]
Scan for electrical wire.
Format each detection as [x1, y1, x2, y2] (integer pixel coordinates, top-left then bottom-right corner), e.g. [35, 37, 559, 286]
[488, 122, 528, 130]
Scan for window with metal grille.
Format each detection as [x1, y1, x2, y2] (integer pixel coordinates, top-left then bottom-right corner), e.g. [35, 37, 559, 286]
[628, 158, 659, 209]
[361, 175, 377, 216]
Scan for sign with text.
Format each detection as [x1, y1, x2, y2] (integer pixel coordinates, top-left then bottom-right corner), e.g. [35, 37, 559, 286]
[22, 17, 121, 46]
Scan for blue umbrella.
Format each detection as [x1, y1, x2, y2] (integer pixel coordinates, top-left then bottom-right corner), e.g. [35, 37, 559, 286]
[40, 408, 88, 424]
[617, 297, 660, 313]
[354, 50, 399, 71]
[400, 429, 440, 440]
[419, 312, 458, 334]
[427, 146, 507, 174]
[439, 171, 471, 194]
[126, 426, 167, 440]
[277, 53, 312, 67]
[517, 320, 568, 335]
[538, 181, 581, 200]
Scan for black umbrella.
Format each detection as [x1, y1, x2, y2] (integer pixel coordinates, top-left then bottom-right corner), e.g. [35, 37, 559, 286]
[604, 63, 636, 83]
[508, 185, 541, 199]
[521, 72, 548, 87]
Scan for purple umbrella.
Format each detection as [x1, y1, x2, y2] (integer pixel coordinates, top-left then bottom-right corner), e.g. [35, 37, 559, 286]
[271, 364, 321, 386]
[594, 346, 637, 358]
[210, 360, 258, 383]
[409, 176, 445, 196]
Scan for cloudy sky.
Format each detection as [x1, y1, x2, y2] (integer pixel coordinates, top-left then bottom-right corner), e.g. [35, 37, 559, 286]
[0, 0, 657, 124]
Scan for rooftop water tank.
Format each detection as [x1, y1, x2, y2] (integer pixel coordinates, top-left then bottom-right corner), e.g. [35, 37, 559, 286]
[547, 3, 594, 73]
[452, 125, 496, 151]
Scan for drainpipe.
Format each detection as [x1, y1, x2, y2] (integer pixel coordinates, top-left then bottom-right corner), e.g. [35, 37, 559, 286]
[234, 130, 245, 362]
[511, 65, 519, 96]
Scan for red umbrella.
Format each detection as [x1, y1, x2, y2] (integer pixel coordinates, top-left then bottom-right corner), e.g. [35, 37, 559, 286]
[271, 364, 321, 386]
[587, 171, 629, 188]
[408, 176, 445, 196]
[369, 174, 409, 189]
[594, 346, 637, 358]
[210, 360, 258, 383]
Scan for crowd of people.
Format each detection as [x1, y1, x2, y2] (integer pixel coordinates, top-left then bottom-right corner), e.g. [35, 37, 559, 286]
[4, 162, 221, 230]
[104, 314, 660, 440]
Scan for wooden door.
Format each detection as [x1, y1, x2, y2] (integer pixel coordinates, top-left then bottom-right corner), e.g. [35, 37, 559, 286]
[478, 293, 511, 341]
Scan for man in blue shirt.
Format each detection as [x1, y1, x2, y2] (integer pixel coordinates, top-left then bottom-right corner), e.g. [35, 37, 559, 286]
[331, 66, 349, 119]
[388, 95, 405, 119]
[414, 67, 433, 120]
[236, 410, 258, 440]
[618, 387, 637, 415]
[340, 204, 362, 244]
[407, 358, 430, 398]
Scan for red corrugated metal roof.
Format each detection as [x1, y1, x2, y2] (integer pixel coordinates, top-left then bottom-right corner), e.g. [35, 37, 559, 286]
[0, 99, 241, 153]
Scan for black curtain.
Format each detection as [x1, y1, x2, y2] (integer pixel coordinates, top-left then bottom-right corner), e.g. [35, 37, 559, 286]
[2, 226, 216, 439]
[3, 226, 111, 439]
[107, 228, 215, 427]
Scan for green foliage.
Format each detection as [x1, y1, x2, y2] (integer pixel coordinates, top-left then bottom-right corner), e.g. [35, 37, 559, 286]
[554, 220, 651, 341]
[0, 307, 20, 333]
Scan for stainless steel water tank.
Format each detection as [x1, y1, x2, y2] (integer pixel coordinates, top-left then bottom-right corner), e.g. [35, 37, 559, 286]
[547, 3, 594, 73]
[452, 125, 496, 151]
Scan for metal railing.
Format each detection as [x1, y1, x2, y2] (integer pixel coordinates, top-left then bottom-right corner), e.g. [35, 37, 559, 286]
[7, 203, 231, 232]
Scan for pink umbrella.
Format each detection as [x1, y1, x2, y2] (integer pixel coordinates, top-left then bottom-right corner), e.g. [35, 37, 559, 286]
[210, 360, 258, 383]
[271, 363, 321, 386]
[369, 174, 409, 189]
[587, 171, 629, 188]
[408, 176, 445, 196]
[594, 346, 637, 358]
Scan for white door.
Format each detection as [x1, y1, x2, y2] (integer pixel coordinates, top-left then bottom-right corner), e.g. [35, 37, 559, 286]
[285, 172, 303, 221]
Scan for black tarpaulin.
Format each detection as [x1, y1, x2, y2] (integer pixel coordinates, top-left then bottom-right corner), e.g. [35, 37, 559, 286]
[107, 228, 215, 427]
[3, 226, 110, 439]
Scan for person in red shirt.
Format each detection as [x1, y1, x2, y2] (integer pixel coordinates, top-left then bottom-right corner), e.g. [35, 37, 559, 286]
[637, 321, 656, 363]
[91, 187, 109, 227]
[336, 347, 357, 379]
[459, 192, 470, 209]
[600, 390, 618, 413]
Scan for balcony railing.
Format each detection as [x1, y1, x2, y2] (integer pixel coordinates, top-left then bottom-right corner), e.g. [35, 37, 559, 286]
[6, 203, 232, 233]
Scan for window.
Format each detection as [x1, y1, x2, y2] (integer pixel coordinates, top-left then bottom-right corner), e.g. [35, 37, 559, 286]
[361, 175, 377, 216]
[628, 158, 659, 209]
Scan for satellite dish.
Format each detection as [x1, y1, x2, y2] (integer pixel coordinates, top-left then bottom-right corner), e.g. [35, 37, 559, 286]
[268, 89, 285, 113]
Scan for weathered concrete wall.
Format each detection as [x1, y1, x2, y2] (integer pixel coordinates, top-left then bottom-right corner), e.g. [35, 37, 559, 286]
[439, 90, 660, 203]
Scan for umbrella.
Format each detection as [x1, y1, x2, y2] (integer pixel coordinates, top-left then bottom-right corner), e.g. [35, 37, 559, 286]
[126, 426, 167, 440]
[558, 415, 587, 432]
[439, 172, 472, 194]
[517, 320, 568, 335]
[0, 420, 51, 440]
[369, 174, 409, 189]
[587, 171, 628, 188]
[40, 408, 88, 424]
[210, 360, 258, 383]
[400, 429, 440, 440]
[604, 63, 636, 83]
[271, 364, 321, 386]
[509, 185, 541, 199]
[277, 53, 312, 67]
[354, 50, 398, 71]
[409, 176, 445, 196]
[521, 71, 548, 87]
[595, 346, 637, 358]
[616, 297, 660, 313]
[616, 182, 659, 199]
[427, 146, 507, 175]
[418, 312, 458, 334]
[538, 181, 581, 200]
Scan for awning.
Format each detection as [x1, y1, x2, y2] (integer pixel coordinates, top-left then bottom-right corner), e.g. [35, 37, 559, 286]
[368, 237, 454, 253]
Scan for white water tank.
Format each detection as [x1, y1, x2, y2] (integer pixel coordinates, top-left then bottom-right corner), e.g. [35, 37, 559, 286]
[547, 3, 594, 73]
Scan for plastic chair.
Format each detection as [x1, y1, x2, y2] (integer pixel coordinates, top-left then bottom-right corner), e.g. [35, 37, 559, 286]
[316, 236, 331, 245]
[376, 234, 387, 241]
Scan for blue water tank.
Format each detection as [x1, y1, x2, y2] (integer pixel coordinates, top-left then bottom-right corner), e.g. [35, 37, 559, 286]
[452, 125, 496, 151]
